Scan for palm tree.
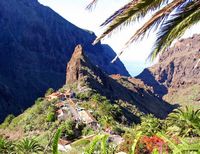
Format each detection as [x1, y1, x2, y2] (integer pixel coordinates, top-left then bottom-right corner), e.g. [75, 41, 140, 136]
[16, 138, 44, 154]
[87, 0, 200, 60]
[166, 106, 200, 137]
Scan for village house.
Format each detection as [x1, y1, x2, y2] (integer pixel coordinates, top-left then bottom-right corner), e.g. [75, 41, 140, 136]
[78, 110, 99, 129]
[58, 139, 71, 152]
[63, 89, 76, 98]
[56, 109, 68, 121]
[55, 102, 66, 108]
[46, 92, 66, 101]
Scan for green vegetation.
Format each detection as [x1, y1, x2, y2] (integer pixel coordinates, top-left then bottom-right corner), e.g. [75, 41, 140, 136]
[166, 106, 200, 137]
[16, 138, 44, 154]
[0, 85, 199, 154]
[78, 92, 123, 129]
[52, 128, 62, 154]
[0, 137, 15, 154]
[0, 137, 43, 154]
[0, 114, 15, 129]
[45, 88, 54, 96]
[84, 134, 115, 154]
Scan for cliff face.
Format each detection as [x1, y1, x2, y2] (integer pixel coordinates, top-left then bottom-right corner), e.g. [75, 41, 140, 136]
[0, 0, 129, 122]
[137, 34, 200, 107]
[66, 45, 175, 120]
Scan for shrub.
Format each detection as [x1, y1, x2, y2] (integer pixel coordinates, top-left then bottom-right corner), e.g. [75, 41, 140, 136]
[112, 126, 125, 136]
[136, 114, 163, 136]
[0, 114, 15, 128]
[82, 126, 94, 136]
[0, 137, 15, 153]
[45, 88, 54, 96]
[46, 112, 56, 122]
[61, 120, 76, 140]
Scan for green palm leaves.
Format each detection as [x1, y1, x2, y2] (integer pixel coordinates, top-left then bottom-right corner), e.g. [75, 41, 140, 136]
[84, 134, 115, 154]
[157, 133, 200, 154]
[88, 0, 200, 60]
[16, 138, 44, 154]
[0, 137, 44, 154]
[52, 128, 62, 154]
[166, 106, 200, 137]
[0, 137, 15, 154]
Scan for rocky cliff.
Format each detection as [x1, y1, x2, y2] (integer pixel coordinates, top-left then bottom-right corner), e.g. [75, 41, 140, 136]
[0, 0, 129, 122]
[66, 45, 175, 120]
[137, 34, 200, 107]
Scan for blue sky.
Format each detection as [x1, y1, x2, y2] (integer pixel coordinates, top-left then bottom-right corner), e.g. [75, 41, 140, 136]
[38, 0, 200, 76]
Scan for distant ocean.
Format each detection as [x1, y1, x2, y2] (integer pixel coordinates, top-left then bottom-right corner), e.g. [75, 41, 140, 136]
[123, 61, 150, 77]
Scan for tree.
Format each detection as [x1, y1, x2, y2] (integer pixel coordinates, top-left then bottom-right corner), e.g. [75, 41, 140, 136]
[87, 0, 200, 60]
[16, 138, 44, 154]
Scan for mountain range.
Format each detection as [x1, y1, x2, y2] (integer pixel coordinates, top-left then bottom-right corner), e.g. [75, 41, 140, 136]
[0, 0, 129, 122]
[0, 0, 199, 123]
[137, 34, 200, 108]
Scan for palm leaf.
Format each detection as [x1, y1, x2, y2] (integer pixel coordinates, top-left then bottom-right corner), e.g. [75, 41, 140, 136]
[93, 0, 169, 44]
[149, 1, 200, 60]
[52, 128, 62, 154]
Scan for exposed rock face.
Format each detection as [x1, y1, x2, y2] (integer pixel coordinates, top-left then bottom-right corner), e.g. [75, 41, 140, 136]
[137, 34, 200, 106]
[66, 45, 175, 121]
[66, 45, 85, 84]
[0, 0, 129, 122]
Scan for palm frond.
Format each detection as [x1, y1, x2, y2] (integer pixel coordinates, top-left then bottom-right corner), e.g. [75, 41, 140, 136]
[93, 0, 169, 44]
[52, 128, 62, 154]
[124, 0, 184, 48]
[86, 0, 98, 10]
[149, 1, 200, 60]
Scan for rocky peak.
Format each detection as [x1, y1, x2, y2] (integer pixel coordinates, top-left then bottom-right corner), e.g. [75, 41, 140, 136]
[66, 45, 86, 84]
[0, 0, 129, 122]
[66, 45, 175, 119]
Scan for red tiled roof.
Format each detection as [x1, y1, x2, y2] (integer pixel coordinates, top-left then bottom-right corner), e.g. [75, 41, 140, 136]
[58, 139, 71, 145]
[55, 102, 65, 108]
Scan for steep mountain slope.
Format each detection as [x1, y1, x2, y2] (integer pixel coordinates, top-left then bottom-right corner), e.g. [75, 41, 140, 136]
[137, 34, 200, 107]
[0, 45, 175, 143]
[0, 0, 129, 122]
[66, 45, 175, 119]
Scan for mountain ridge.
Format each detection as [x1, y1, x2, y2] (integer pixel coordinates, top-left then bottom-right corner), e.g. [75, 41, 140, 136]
[137, 34, 200, 107]
[66, 45, 175, 120]
[0, 0, 129, 122]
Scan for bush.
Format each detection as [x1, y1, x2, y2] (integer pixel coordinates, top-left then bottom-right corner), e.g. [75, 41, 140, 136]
[46, 112, 56, 122]
[0, 114, 15, 128]
[61, 120, 76, 140]
[112, 126, 125, 136]
[45, 88, 54, 96]
[76, 93, 89, 100]
[0, 137, 15, 153]
[82, 126, 94, 136]
[136, 114, 163, 136]
[35, 97, 44, 104]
